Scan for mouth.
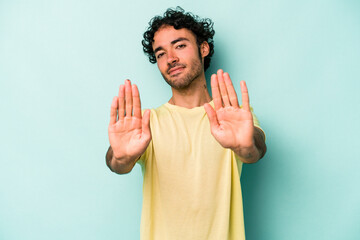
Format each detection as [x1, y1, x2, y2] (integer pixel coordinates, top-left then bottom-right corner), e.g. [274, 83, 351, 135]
[168, 66, 185, 75]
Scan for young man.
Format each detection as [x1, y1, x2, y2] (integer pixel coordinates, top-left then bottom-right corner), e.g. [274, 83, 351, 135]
[106, 7, 266, 240]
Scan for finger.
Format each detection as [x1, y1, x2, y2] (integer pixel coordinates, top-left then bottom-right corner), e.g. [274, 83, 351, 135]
[204, 103, 219, 131]
[132, 84, 141, 119]
[141, 109, 151, 137]
[118, 85, 125, 120]
[224, 72, 239, 108]
[217, 69, 230, 107]
[110, 96, 118, 124]
[240, 80, 250, 111]
[211, 74, 222, 110]
[125, 79, 133, 117]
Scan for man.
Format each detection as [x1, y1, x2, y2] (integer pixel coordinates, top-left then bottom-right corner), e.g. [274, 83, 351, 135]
[106, 7, 266, 240]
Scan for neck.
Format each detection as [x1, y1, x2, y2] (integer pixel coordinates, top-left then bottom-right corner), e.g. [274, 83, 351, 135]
[168, 73, 212, 109]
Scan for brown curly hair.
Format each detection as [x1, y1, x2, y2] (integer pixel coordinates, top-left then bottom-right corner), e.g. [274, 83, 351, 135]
[142, 7, 215, 71]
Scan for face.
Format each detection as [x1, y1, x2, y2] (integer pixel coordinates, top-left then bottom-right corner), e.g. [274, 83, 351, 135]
[152, 25, 209, 90]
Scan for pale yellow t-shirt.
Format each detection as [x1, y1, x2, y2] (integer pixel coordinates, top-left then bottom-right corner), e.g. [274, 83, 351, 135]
[138, 102, 262, 240]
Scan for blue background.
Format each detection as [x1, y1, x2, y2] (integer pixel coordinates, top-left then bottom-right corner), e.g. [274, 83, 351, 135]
[1, 0, 359, 239]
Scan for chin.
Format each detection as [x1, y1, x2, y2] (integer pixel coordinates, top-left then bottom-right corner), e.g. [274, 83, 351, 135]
[162, 69, 201, 90]
[167, 79, 194, 90]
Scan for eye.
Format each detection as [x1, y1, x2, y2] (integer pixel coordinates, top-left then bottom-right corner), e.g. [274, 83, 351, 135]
[176, 44, 186, 49]
[156, 52, 165, 59]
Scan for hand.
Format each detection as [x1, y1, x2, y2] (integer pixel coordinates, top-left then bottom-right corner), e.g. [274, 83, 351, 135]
[204, 69, 255, 153]
[108, 79, 151, 161]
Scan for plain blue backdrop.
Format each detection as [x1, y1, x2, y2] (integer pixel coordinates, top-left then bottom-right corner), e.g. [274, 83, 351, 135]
[0, 0, 359, 239]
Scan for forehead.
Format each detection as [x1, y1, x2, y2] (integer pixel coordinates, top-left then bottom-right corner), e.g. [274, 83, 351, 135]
[152, 26, 197, 49]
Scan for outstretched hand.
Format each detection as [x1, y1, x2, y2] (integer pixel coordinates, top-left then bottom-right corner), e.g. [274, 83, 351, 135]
[108, 79, 151, 161]
[204, 69, 255, 154]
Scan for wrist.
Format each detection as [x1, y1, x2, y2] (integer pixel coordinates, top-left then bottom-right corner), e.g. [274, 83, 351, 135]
[232, 144, 255, 157]
[110, 153, 138, 174]
[232, 143, 260, 163]
[112, 153, 137, 165]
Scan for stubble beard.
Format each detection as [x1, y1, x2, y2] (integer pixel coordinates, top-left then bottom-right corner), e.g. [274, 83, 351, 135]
[161, 57, 203, 90]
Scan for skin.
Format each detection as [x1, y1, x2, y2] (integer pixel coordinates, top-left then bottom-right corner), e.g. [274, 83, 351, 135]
[153, 25, 212, 108]
[204, 72, 266, 163]
[106, 25, 266, 174]
[107, 81, 151, 173]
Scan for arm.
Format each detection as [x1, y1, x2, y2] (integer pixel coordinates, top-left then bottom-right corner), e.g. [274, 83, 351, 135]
[106, 79, 151, 174]
[232, 127, 266, 164]
[204, 69, 267, 164]
[106, 146, 138, 174]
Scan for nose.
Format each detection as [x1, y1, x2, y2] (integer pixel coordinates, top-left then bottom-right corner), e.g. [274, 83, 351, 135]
[167, 50, 179, 65]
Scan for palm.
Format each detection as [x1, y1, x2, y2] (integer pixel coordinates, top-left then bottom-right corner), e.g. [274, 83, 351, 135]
[109, 117, 150, 159]
[108, 80, 151, 159]
[212, 107, 254, 149]
[204, 70, 255, 150]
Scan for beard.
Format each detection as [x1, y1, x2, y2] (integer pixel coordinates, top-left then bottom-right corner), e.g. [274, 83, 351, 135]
[161, 57, 203, 90]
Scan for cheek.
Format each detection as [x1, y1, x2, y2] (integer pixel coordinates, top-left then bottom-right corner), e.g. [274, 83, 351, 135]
[156, 60, 166, 72]
[182, 48, 199, 61]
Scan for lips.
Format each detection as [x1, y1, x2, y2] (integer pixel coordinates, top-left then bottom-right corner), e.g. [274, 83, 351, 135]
[168, 65, 185, 75]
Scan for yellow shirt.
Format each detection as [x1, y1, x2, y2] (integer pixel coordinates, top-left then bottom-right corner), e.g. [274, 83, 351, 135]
[138, 102, 262, 240]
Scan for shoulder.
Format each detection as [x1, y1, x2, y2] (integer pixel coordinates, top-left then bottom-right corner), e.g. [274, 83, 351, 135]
[144, 103, 173, 118]
[141, 103, 168, 114]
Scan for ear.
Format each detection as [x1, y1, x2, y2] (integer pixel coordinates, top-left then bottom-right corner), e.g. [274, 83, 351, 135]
[200, 41, 210, 58]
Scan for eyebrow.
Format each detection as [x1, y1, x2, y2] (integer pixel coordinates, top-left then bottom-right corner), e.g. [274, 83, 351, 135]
[153, 37, 190, 54]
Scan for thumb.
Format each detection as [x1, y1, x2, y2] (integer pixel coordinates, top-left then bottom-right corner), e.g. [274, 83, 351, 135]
[142, 109, 151, 138]
[204, 103, 219, 131]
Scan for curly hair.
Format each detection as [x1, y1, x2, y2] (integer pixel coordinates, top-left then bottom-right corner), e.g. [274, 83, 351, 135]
[142, 7, 215, 71]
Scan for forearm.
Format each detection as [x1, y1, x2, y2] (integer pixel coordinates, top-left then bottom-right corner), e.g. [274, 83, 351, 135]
[105, 146, 138, 174]
[232, 127, 267, 164]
